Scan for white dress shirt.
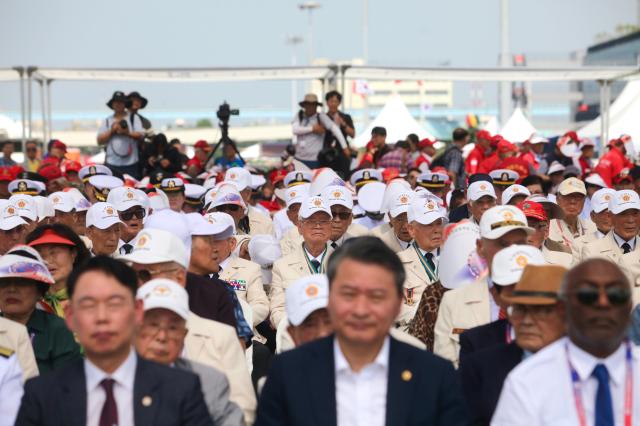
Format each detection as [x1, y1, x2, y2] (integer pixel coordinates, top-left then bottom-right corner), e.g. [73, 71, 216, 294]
[396, 236, 411, 250]
[85, 348, 137, 426]
[492, 337, 640, 426]
[334, 336, 390, 426]
[0, 354, 23, 426]
[613, 232, 637, 252]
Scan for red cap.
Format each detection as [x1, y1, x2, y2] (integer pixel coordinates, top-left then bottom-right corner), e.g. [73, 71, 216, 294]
[0, 167, 15, 182]
[51, 140, 67, 152]
[382, 167, 400, 182]
[490, 134, 504, 148]
[563, 131, 580, 142]
[613, 168, 632, 184]
[28, 229, 76, 247]
[64, 160, 81, 174]
[194, 140, 211, 151]
[497, 139, 517, 153]
[476, 130, 492, 141]
[39, 165, 62, 182]
[418, 138, 436, 149]
[269, 169, 288, 185]
[516, 200, 548, 221]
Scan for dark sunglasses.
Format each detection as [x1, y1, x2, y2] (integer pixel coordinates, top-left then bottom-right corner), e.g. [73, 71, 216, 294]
[119, 209, 146, 221]
[331, 211, 352, 221]
[575, 286, 631, 306]
[217, 204, 241, 213]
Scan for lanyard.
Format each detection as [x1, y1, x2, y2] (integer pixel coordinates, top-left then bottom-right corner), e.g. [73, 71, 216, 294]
[412, 242, 438, 282]
[302, 244, 327, 274]
[565, 341, 634, 426]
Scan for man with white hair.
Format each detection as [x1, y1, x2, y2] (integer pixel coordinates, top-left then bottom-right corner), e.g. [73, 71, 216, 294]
[224, 167, 274, 236]
[269, 196, 333, 328]
[279, 185, 310, 256]
[396, 195, 446, 330]
[434, 205, 534, 366]
[84, 202, 123, 256]
[548, 177, 595, 252]
[0, 202, 28, 255]
[571, 187, 615, 264]
[371, 185, 414, 252]
[121, 228, 256, 424]
[467, 181, 497, 225]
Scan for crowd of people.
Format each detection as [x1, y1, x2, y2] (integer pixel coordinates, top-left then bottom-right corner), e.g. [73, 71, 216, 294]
[0, 89, 639, 426]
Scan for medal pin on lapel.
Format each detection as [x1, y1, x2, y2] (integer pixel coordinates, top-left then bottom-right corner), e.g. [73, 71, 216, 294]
[142, 396, 152, 407]
[401, 370, 412, 381]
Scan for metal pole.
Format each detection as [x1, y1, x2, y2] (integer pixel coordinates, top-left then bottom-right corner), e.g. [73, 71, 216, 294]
[363, 0, 368, 64]
[499, 0, 511, 128]
[599, 81, 606, 147]
[46, 80, 53, 142]
[26, 68, 34, 139]
[38, 79, 47, 142]
[14, 67, 26, 152]
[604, 80, 611, 144]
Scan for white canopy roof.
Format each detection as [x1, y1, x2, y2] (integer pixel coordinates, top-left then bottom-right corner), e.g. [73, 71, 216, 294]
[351, 96, 434, 148]
[0, 114, 23, 139]
[578, 80, 640, 144]
[500, 108, 537, 143]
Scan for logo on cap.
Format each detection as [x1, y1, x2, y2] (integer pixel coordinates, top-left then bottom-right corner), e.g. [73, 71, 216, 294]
[6, 207, 15, 215]
[229, 173, 237, 180]
[313, 198, 323, 207]
[207, 216, 216, 224]
[432, 174, 440, 183]
[152, 285, 171, 296]
[137, 235, 148, 247]
[512, 187, 519, 193]
[289, 191, 297, 199]
[17, 181, 27, 192]
[167, 180, 176, 188]
[296, 172, 303, 181]
[623, 193, 631, 202]
[479, 184, 487, 191]
[399, 195, 409, 204]
[426, 201, 435, 210]
[333, 190, 342, 199]
[502, 210, 514, 220]
[305, 284, 319, 297]
[17, 200, 26, 208]
[604, 195, 611, 201]
[126, 191, 134, 199]
[106, 207, 114, 216]
[515, 255, 528, 267]
[52, 196, 61, 204]
[523, 202, 531, 209]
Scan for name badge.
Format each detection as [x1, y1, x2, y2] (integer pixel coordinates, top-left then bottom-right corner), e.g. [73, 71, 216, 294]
[227, 279, 247, 291]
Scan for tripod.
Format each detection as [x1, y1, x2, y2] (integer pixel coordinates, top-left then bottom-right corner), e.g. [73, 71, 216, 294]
[205, 102, 244, 169]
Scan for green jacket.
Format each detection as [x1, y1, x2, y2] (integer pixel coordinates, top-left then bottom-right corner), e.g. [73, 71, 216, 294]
[27, 309, 82, 374]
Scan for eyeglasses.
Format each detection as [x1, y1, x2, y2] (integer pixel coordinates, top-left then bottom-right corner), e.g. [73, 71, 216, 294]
[120, 209, 146, 221]
[574, 286, 631, 306]
[140, 322, 185, 341]
[303, 219, 332, 228]
[136, 266, 179, 283]
[331, 211, 352, 221]
[217, 204, 241, 213]
[508, 304, 557, 321]
[528, 221, 549, 231]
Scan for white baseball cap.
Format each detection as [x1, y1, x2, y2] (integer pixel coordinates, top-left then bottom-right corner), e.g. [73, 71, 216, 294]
[299, 196, 332, 220]
[250, 174, 266, 190]
[120, 228, 189, 268]
[609, 189, 640, 215]
[321, 185, 353, 210]
[547, 162, 566, 175]
[528, 134, 549, 144]
[389, 190, 414, 218]
[224, 167, 252, 191]
[0, 203, 27, 231]
[187, 212, 235, 239]
[210, 185, 247, 211]
[107, 186, 145, 211]
[501, 184, 531, 205]
[480, 205, 534, 240]
[137, 278, 189, 321]
[248, 234, 282, 284]
[148, 190, 170, 212]
[590, 188, 616, 214]
[491, 245, 545, 286]
[285, 274, 329, 326]
[407, 195, 446, 225]
[85, 202, 122, 230]
[585, 173, 608, 189]
[203, 188, 218, 211]
[557, 177, 586, 196]
[48, 191, 75, 213]
[8, 194, 38, 222]
[468, 181, 497, 202]
[33, 196, 54, 222]
[79, 164, 112, 182]
[64, 188, 92, 212]
[285, 184, 310, 209]
[89, 175, 124, 202]
[357, 181, 386, 213]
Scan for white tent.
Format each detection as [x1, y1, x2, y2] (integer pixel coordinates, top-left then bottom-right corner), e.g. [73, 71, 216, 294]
[579, 80, 640, 144]
[240, 143, 261, 160]
[0, 114, 23, 139]
[500, 108, 536, 143]
[483, 116, 499, 136]
[352, 96, 434, 148]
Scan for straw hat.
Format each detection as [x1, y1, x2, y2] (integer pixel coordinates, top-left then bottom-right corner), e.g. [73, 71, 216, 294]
[503, 264, 567, 305]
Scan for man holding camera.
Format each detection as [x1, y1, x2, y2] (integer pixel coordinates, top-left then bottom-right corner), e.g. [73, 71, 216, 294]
[97, 91, 145, 179]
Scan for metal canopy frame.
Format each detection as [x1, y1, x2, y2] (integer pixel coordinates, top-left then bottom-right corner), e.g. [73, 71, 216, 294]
[1, 64, 639, 153]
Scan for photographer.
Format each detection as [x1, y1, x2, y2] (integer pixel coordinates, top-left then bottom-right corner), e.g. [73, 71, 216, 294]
[291, 93, 348, 169]
[142, 133, 183, 176]
[96, 91, 145, 179]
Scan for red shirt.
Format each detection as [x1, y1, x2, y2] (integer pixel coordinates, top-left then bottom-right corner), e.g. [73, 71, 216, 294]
[493, 157, 530, 181]
[465, 144, 486, 175]
[519, 151, 538, 171]
[478, 153, 500, 174]
[594, 147, 633, 187]
[415, 154, 431, 171]
[578, 156, 593, 179]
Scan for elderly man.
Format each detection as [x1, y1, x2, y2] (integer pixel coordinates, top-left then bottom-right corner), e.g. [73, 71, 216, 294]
[279, 185, 310, 256]
[371, 185, 414, 252]
[135, 279, 244, 425]
[16, 256, 212, 425]
[270, 195, 333, 328]
[285, 274, 333, 347]
[0, 202, 28, 255]
[107, 186, 148, 255]
[572, 187, 615, 261]
[256, 237, 468, 426]
[516, 200, 573, 268]
[320, 185, 368, 248]
[396, 195, 446, 330]
[548, 177, 596, 252]
[224, 167, 274, 236]
[434, 205, 533, 366]
[467, 180, 497, 225]
[459, 264, 567, 426]
[84, 202, 122, 256]
[493, 259, 639, 425]
[121, 230, 257, 424]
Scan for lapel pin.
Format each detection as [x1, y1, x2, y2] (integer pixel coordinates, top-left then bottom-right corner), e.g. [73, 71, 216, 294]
[142, 396, 152, 407]
[401, 370, 412, 381]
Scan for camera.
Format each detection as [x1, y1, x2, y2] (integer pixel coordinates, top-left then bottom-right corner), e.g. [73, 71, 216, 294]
[216, 102, 239, 123]
[119, 119, 128, 129]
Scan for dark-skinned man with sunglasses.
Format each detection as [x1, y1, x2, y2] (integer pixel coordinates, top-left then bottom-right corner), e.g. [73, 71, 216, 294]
[493, 258, 639, 425]
[459, 264, 567, 426]
[577, 189, 640, 300]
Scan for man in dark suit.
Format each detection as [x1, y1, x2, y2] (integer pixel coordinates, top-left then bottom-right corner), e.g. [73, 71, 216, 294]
[256, 237, 468, 426]
[458, 264, 566, 426]
[15, 256, 212, 426]
[459, 319, 509, 359]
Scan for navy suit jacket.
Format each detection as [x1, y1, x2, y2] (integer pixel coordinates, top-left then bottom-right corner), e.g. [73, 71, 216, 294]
[255, 335, 469, 426]
[458, 342, 523, 426]
[459, 319, 508, 360]
[15, 355, 213, 426]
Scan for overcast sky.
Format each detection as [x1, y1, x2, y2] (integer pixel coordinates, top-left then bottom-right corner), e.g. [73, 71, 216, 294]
[0, 0, 636, 116]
